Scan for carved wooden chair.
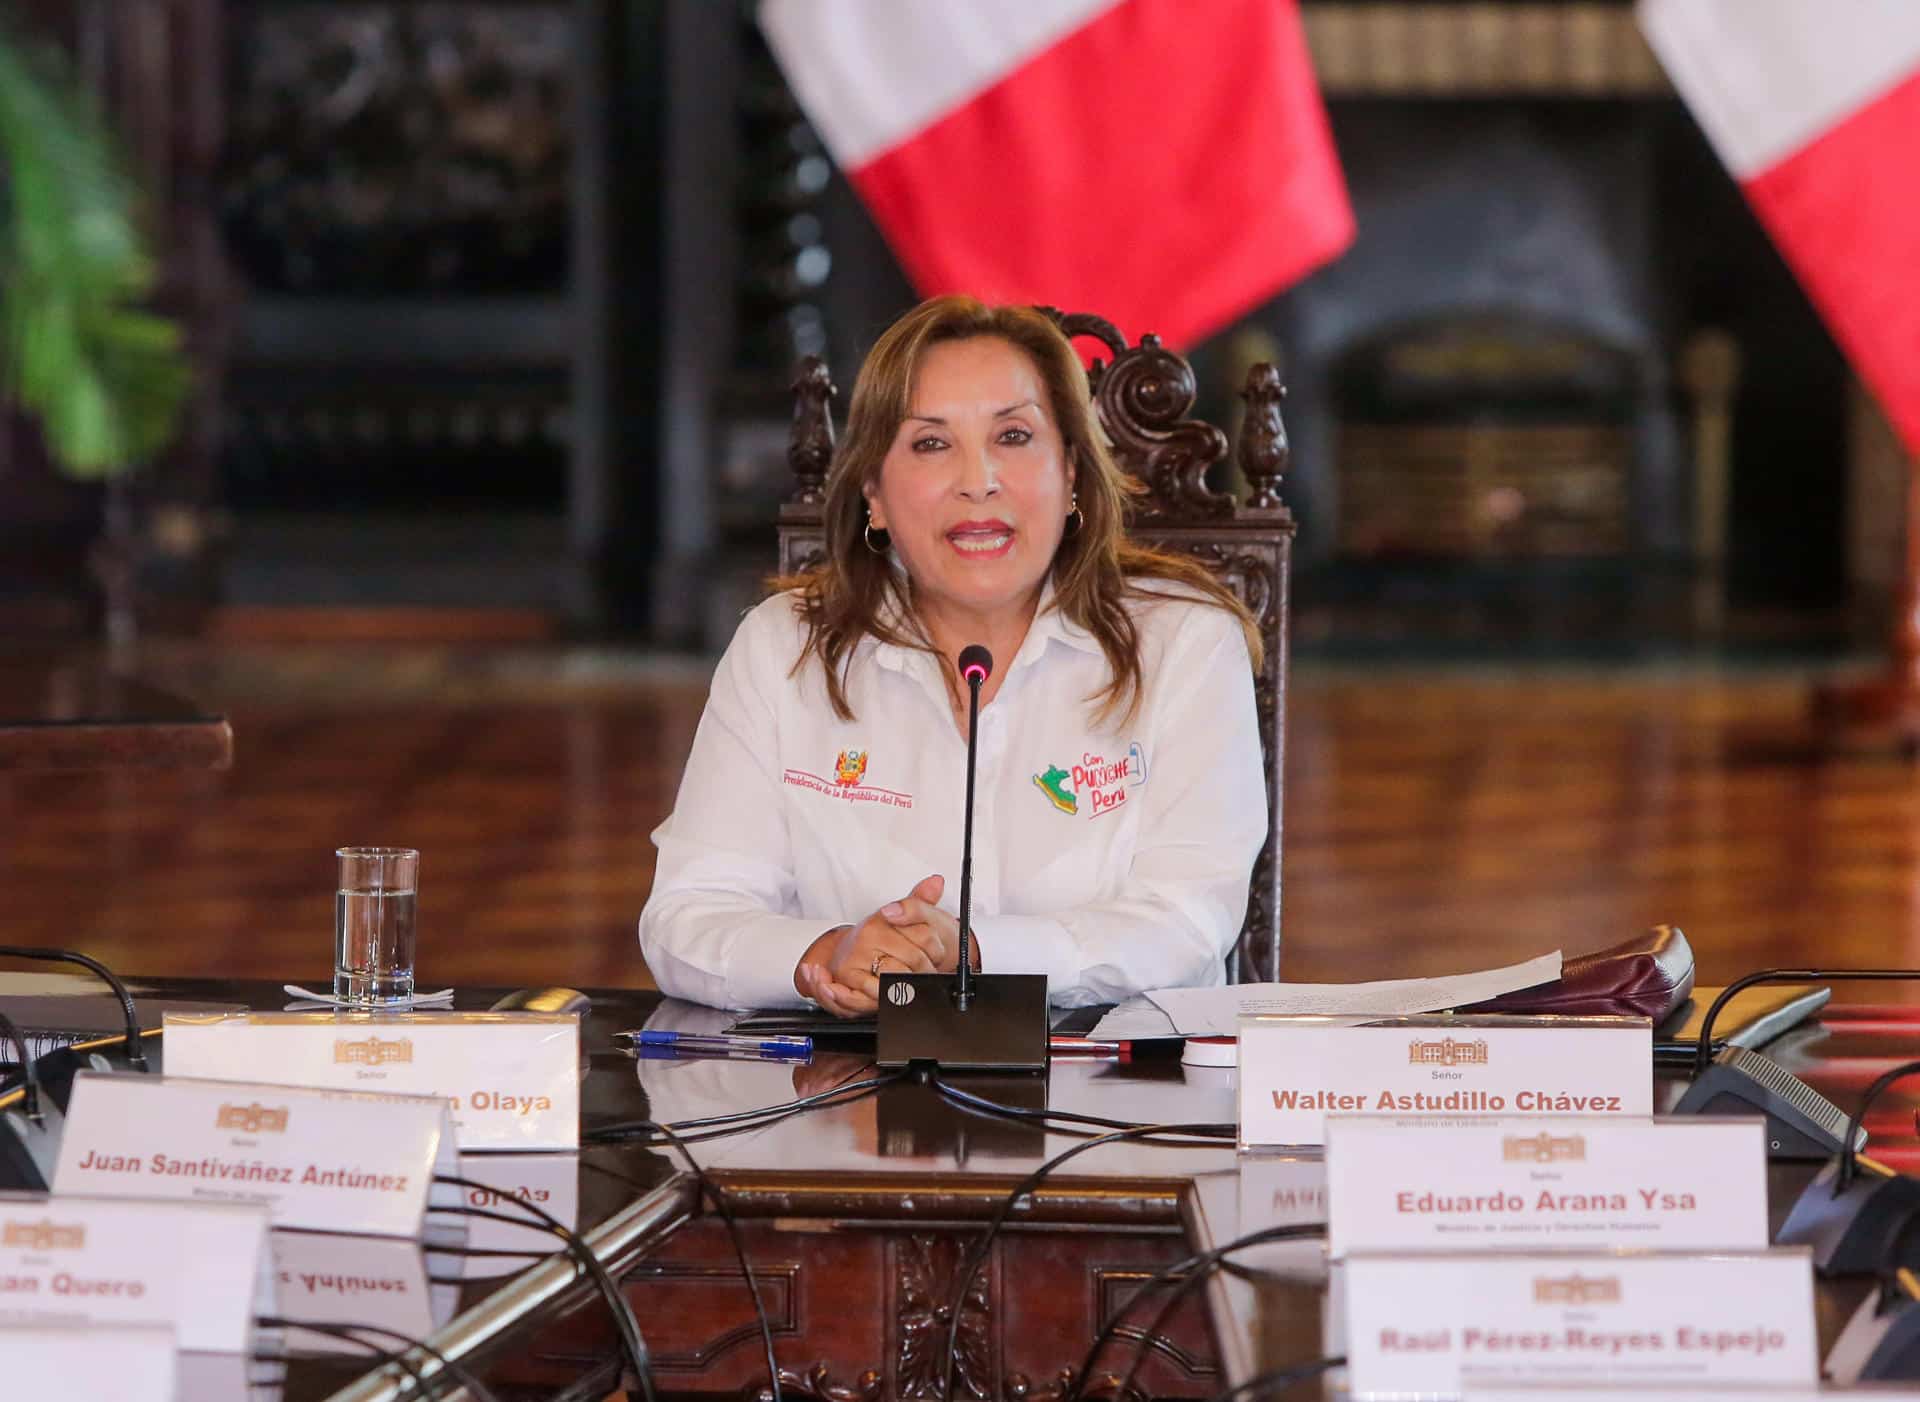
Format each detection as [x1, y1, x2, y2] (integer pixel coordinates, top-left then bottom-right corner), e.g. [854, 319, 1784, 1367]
[776, 310, 1294, 982]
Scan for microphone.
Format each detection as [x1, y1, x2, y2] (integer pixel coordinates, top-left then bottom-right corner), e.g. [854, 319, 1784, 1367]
[1671, 967, 1902, 1159]
[0, 1009, 55, 1191]
[874, 645, 1049, 1071]
[0, 945, 149, 1069]
[1776, 1056, 1920, 1277]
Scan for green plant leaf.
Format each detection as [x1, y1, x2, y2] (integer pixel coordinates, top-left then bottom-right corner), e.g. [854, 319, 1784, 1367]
[0, 21, 186, 480]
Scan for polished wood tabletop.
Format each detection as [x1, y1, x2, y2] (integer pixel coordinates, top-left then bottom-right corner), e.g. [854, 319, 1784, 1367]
[0, 657, 232, 771]
[52, 974, 1920, 1401]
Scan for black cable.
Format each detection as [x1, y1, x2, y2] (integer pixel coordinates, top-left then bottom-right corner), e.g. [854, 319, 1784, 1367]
[583, 1067, 906, 1144]
[642, 1116, 784, 1402]
[1205, 1355, 1343, 1401]
[0, 1011, 43, 1121]
[1065, 1222, 1326, 1402]
[257, 1315, 502, 1402]
[259, 1318, 436, 1398]
[1839, 1058, 1920, 1191]
[0, 945, 147, 1068]
[431, 1182, 657, 1402]
[937, 1119, 1240, 1402]
[929, 1072, 1236, 1138]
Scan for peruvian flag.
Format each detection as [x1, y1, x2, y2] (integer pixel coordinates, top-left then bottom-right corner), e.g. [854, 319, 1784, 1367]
[758, 0, 1354, 350]
[1640, 0, 1920, 454]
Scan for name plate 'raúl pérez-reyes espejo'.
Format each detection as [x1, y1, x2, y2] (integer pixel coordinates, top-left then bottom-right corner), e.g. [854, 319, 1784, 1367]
[1341, 1249, 1818, 1397]
[1237, 1014, 1653, 1148]
[52, 1071, 460, 1238]
[162, 1010, 580, 1151]
[0, 1192, 274, 1354]
[1324, 1115, 1768, 1256]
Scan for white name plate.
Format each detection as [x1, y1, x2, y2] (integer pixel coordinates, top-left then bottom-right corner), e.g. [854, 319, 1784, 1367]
[164, 1010, 580, 1151]
[1238, 1015, 1653, 1147]
[0, 1191, 272, 1353]
[1326, 1116, 1768, 1256]
[54, 1071, 459, 1238]
[0, 1323, 177, 1402]
[1344, 1250, 1818, 1398]
[1235, 1154, 1330, 1279]
[271, 1229, 456, 1355]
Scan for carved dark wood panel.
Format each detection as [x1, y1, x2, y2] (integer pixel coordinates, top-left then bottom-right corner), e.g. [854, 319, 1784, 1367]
[775, 316, 1295, 979]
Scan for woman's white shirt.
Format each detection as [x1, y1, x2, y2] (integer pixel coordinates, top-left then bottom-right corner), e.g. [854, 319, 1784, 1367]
[637, 585, 1267, 1009]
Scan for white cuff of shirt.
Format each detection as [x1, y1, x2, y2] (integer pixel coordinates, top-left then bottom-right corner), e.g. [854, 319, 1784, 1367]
[722, 915, 841, 1010]
[969, 913, 1080, 996]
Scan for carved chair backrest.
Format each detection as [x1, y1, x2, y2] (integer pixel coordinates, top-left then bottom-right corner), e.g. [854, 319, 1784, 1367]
[775, 309, 1294, 982]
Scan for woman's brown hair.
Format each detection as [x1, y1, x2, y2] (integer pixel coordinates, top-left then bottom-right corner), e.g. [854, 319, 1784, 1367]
[778, 294, 1260, 722]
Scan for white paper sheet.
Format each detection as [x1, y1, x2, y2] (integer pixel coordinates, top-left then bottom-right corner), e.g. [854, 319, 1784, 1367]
[1088, 951, 1562, 1040]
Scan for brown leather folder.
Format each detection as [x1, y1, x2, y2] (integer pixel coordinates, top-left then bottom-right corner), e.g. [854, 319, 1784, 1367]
[1462, 923, 1696, 1023]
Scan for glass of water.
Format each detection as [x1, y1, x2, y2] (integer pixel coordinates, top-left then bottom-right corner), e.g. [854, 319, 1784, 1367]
[334, 847, 419, 1007]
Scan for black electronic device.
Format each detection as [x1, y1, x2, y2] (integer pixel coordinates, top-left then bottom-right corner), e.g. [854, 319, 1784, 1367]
[0, 946, 148, 1068]
[1672, 968, 1912, 1159]
[875, 646, 1048, 1070]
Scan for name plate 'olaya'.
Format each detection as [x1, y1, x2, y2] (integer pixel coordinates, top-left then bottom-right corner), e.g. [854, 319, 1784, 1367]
[163, 1010, 580, 1151]
[0, 1191, 273, 1354]
[1341, 1249, 1818, 1398]
[1238, 1014, 1653, 1148]
[53, 1072, 460, 1238]
[1325, 1116, 1769, 1256]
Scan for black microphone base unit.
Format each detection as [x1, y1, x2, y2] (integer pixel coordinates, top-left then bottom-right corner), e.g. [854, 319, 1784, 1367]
[1776, 1158, 1920, 1275]
[875, 973, 1049, 1071]
[1672, 1044, 1865, 1159]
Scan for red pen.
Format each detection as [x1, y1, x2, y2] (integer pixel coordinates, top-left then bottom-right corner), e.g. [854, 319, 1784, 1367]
[1048, 1035, 1130, 1059]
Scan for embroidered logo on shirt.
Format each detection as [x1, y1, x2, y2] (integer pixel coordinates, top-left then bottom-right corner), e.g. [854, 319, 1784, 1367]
[784, 753, 912, 809]
[834, 749, 869, 786]
[1035, 743, 1148, 819]
[1033, 765, 1077, 814]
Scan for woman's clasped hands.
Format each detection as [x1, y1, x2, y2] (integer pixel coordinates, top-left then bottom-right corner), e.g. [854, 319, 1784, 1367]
[793, 873, 978, 1016]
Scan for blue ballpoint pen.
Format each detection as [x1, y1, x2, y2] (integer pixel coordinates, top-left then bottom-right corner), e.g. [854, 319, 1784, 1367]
[620, 1029, 813, 1058]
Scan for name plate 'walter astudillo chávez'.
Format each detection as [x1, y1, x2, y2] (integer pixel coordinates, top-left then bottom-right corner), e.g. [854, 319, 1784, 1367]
[1237, 1014, 1653, 1148]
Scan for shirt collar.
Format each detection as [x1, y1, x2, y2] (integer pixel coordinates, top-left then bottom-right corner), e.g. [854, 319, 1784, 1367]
[865, 575, 1101, 677]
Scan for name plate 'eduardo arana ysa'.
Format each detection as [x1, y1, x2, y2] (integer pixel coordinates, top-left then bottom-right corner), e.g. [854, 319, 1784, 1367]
[1238, 1014, 1653, 1148]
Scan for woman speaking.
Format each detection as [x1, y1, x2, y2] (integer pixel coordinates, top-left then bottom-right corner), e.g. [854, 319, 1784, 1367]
[639, 296, 1267, 1014]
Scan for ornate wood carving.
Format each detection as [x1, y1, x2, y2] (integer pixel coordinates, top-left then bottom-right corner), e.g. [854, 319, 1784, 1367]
[775, 311, 1294, 980]
[894, 1232, 992, 1401]
[750, 1362, 884, 1402]
[1238, 363, 1291, 511]
[784, 355, 836, 509]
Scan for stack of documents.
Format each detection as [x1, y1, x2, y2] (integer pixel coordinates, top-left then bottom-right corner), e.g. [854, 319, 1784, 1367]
[1088, 951, 1562, 1041]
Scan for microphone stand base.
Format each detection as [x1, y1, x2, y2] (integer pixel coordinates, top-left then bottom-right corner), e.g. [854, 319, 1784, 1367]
[875, 973, 1049, 1071]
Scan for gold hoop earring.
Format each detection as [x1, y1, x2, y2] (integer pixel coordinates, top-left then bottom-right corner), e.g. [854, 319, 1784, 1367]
[864, 518, 889, 554]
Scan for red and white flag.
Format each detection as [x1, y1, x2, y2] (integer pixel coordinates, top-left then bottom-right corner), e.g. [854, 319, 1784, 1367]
[1640, 0, 1920, 454]
[758, 0, 1353, 350]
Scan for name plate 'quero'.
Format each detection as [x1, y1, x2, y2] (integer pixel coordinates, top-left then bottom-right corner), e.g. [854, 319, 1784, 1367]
[1325, 1116, 1769, 1256]
[1342, 1249, 1818, 1398]
[0, 1324, 176, 1402]
[1238, 1014, 1653, 1148]
[0, 1192, 273, 1354]
[163, 1010, 580, 1150]
[53, 1072, 459, 1238]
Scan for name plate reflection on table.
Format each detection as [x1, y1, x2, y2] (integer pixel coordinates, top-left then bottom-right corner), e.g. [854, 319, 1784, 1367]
[448, 1151, 580, 1279]
[1, 1323, 177, 1401]
[1342, 1249, 1818, 1398]
[271, 1229, 456, 1354]
[0, 1192, 273, 1353]
[53, 1072, 459, 1237]
[163, 1010, 580, 1150]
[1325, 1116, 1768, 1256]
[1238, 1014, 1653, 1148]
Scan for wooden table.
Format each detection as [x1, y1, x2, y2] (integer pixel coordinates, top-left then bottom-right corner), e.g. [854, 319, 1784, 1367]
[33, 977, 1920, 1401]
[0, 658, 232, 771]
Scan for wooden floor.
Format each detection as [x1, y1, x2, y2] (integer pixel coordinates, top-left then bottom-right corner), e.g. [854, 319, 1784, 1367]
[7, 649, 1920, 997]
